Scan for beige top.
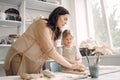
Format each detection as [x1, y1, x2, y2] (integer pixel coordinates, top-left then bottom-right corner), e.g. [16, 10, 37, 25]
[4, 18, 56, 74]
[61, 46, 82, 71]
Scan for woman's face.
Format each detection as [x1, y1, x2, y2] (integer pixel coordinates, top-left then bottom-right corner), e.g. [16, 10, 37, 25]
[57, 14, 69, 29]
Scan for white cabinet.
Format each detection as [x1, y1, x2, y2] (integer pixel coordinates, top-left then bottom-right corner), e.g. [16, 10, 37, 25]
[0, 20, 21, 27]
[0, 0, 62, 40]
[0, 0, 22, 47]
[0, 2, 22, 65]
[0, 0, 62, 65]
[26, 0, 61, 11]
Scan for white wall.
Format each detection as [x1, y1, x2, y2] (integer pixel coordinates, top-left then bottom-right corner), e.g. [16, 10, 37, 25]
[75, 0, 88, 46]
[63, 0, 95, 47]
[60, 0, 88, 46]
[61, 0, 91, 47]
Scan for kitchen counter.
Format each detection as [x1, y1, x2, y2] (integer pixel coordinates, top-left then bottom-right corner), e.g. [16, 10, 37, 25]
[0, 65, 120, 80]
[80, 71, 120, 80]
[0, 72, 87, 80]
[0, 72, 120, 80]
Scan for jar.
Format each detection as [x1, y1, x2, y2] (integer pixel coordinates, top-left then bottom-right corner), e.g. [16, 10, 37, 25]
[8, 34, 19, 44]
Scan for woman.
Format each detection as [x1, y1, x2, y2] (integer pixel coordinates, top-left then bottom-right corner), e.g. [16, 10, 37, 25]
[4, 6, 85, 75]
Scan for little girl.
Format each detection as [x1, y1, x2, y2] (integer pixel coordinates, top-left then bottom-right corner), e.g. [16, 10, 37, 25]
[61, 29, 86, 72]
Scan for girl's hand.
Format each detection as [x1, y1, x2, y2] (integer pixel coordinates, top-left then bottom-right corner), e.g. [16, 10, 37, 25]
[75, 63, 86, 72]
[71, 63, 86, 71]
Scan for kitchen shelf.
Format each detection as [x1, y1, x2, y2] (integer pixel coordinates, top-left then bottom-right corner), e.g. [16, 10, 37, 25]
[0, 61, 4, 65]
[0, 44, 11, 47]
[0, 0, 63, 69]
[26, 0, 61, 12]
[0, 0, 22, 6]
[0, 20, 22, 27]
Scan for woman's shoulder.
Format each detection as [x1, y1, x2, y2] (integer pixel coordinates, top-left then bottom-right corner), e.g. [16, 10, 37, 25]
[33, 17, 51, 30]
[35, 17, 47, 26]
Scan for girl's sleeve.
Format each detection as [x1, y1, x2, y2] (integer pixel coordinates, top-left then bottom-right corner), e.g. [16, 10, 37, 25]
[75, 46, 82, 60]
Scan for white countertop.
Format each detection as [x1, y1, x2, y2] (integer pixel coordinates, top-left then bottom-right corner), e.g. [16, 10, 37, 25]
[0, 65, 120, 80]
[80, 71, 120, 80]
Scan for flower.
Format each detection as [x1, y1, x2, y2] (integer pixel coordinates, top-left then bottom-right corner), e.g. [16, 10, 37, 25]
[80, 38, 114, 56]
[92, 45, 114, 55]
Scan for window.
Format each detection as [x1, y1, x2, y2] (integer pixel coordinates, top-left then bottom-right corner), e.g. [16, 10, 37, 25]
[90, 0, 120, 49]
[106, 0, 120, 48]
[91, 0, 108, 45]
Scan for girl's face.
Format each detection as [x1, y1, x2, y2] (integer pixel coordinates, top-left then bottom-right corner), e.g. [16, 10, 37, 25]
[57, 14, 69, 29]
[63, 35, 73, 47]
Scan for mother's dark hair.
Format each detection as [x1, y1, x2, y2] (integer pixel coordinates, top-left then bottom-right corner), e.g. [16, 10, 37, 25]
[47, 6, 69, 40]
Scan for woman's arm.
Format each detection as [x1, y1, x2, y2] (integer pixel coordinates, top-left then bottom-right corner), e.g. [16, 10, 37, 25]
[48, 50, 86, 71]
[34, 20, 82, 70]
[48, 49, 81, 69]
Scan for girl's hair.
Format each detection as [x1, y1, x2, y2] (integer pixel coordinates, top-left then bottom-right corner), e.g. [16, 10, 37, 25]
[47, 6, 69, 41]
[62, 29, 73, 39]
